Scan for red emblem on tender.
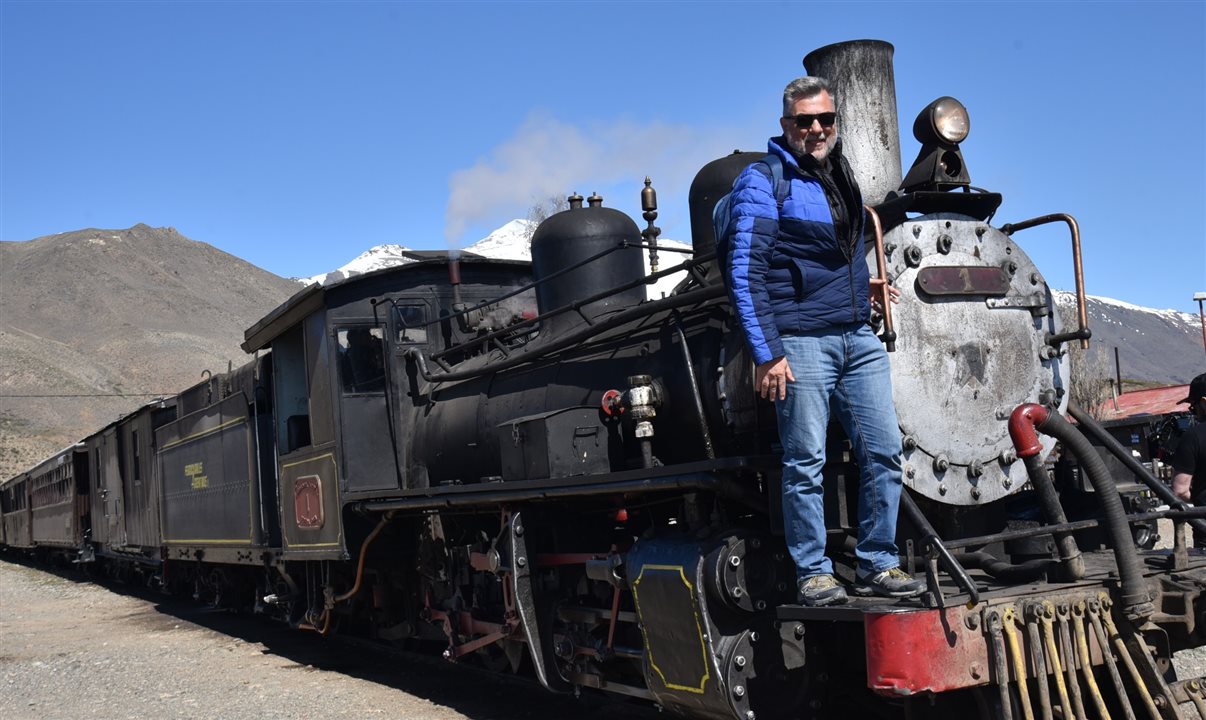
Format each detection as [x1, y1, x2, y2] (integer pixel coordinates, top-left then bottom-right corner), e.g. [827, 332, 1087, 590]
[294, 475, 324, 529]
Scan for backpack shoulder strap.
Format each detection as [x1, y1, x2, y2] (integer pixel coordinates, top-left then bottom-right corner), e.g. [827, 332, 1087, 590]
[761, 153, 790, 210]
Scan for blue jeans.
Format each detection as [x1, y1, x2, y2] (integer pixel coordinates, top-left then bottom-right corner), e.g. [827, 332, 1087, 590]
[774, 322, 903, 579]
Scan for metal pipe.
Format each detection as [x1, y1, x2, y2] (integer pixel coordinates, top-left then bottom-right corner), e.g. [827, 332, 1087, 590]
[606, 586, 621, 650]
[865, 205, 896, 351]
[411, 284, 726, 383]
[1067, 401, 1206, 536]
[954, 551, 1057, 583]
[937, 506, 1206, 550]
[428, 247, 715, 364]
[448, 257, 464, 309]
[1010, 402, 1085, 579]
[1000, 213, 1089, 349]
[335, 510, 396, 603]
[1114, 346, 1123, 398]
[351, 472, 736, 514]
[1197, 295, 1206, 361]
[1021, 452, 1086, 580]
[670, 310, 715, 459]
[1009, 404, 1153, 620]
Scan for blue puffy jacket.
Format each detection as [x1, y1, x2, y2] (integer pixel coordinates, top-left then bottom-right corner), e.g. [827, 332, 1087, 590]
[725, 136, 871, 365]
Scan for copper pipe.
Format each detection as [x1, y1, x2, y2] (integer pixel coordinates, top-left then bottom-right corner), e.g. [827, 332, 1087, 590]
[448, 257, 464, 308]
[1000, 213, 1089, 349]
[865, 205, 895, 352]
[299, 511, 397, 636]
[336, 510, 396, 603]
[1197, 298, 1206, 360]
[299, 609, 331, 635]
[606, 586, 621, 650]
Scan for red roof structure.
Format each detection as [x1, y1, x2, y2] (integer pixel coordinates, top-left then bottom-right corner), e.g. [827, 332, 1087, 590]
[1095, 384, 1190, 423]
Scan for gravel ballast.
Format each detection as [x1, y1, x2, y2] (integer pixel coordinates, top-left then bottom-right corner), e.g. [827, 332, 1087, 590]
[2, 557, 1202, 719]
[0, 559, 655, 720]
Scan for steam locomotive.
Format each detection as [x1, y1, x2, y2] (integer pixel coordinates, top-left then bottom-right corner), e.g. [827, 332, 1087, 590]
[3, 41, 1204, 720]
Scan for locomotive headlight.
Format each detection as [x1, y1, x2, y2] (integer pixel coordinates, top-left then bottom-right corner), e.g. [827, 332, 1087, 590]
[914, 96, 970, 145]
[901, 96, 973, 193]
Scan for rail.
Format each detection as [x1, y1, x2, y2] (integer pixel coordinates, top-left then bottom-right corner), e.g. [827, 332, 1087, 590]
[1000, 213, 1090, 349]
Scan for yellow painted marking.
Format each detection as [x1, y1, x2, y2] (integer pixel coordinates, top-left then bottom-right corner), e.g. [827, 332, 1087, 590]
[280, 454, 342, 552]
[160, 417, 246, 450]
[281, 453, 336, 470]
[184, 461, 209, 490]
[165, 538, 258, 545]
[632, 564, 711, 695]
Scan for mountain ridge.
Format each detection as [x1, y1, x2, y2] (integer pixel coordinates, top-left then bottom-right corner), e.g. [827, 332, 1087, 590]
[0, 224, 301, 477]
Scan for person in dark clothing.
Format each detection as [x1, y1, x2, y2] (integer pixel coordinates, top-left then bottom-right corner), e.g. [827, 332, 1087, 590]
[1172, 372, 1206, 545]
[725, 76, 923, 606]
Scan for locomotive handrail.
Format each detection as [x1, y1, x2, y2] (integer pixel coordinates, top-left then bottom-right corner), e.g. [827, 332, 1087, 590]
[865, 205, 897, 352]
[372, 241, 700, 348]
[374, 243, 628, 336]
[420, 248, 715, 365]
[409, 283, 726, 383]
[670, 310, 716, 460]
[1000, 213, 1091, 350]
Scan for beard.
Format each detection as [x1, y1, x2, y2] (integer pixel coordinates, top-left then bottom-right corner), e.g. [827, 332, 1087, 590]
[786, 131, 837, 164]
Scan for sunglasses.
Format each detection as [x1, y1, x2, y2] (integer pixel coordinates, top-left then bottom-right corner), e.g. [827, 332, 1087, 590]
[786, 112, 837, 129]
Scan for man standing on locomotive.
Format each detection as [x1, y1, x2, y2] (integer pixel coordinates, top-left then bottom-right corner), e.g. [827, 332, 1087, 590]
[1171, 372, 1206, 546]
[725, 76, 924, 606]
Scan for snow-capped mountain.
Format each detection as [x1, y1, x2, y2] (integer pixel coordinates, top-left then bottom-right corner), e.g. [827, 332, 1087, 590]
[464, 219, 533, 260]
[301, 218, 695, 301]
[301, 243, 419, 286]
[1053, 290, 1204, 385]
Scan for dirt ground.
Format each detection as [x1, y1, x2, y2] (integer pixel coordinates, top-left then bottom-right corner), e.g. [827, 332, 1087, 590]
[0, 558, 657, 720]
[1, 557, 1203, 720]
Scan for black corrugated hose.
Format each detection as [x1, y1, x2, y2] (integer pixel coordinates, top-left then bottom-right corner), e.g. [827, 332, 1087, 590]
[1034, 409, 1154, 620]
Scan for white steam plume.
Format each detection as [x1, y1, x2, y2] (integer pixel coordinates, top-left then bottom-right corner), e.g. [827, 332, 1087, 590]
[444, 111, 750, 248]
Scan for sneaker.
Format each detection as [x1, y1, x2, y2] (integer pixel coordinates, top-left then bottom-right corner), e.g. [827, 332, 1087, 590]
[798, 574, 848, 607]
[852, 567, 925, 598]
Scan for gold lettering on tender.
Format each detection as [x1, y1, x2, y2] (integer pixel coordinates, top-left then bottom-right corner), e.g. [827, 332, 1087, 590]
[184, 462, 208, 490]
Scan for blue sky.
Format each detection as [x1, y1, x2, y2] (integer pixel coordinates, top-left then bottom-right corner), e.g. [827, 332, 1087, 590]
[2, 0, 1203, 313]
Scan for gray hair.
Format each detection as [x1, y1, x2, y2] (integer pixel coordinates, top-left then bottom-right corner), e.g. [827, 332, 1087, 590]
[782, 76, 833, 117]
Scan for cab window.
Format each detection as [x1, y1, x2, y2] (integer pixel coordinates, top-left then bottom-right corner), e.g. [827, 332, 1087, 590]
[394, 304, 428, 345]
[337, 327, 386, 394]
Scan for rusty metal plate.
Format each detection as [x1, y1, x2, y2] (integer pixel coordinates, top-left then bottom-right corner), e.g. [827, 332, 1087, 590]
[916, 266, 1010, 296]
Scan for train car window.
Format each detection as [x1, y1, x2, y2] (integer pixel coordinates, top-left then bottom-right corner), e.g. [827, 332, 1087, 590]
[336, 327, 386, 394]
[394, 304, 428, 345]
